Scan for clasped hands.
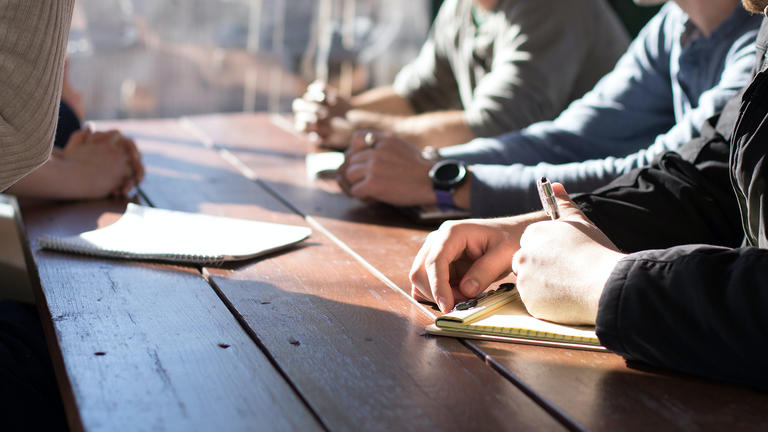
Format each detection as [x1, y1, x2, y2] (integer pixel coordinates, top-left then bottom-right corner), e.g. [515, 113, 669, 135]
[410, 184, 626, 325]
[336, 131, 436, 207]
[292, 81, 354, 149]
[58, 127, 144, 199]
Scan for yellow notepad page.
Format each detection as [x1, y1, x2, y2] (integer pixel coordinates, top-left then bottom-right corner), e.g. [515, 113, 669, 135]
[429, 286, 602, 348]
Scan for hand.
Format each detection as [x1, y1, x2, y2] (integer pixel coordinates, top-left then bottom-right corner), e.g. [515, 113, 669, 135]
[60, 128, 144, 199]
[512, 184, 626, 325]
[409, 216, 535, 312]
[337, 131, 436, 207]
[293, 81, 353, 149]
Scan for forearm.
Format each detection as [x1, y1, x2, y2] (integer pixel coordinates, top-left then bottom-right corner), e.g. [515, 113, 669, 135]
[597, 245, 768, 391]
[349, 86, 415, 115]
[6, 156, 92, 200]
[348, 109, 476, 149]
[0, 0, 75, 191]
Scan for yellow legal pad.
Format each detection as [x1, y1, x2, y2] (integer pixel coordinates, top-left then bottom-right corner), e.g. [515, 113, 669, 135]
[427, 284, 605, 351]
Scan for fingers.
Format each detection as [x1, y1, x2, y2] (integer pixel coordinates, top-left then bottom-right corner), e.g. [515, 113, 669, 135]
[293, 95, 331, 146]
[343, 151, 384, 201]
[88, 129, 121, 146]
[552, 183, 585, 220]
[343, 158, 370, 188]
[458, 244, 516, 298]
[66, 128, 91, 149]
[336, 157, 353, 196]
[114, 135, 142, 196]
[348, 130, 373, 152]
[119, 136, 144, 183]
[414, 224, 468, 312]
[338, 131, 378, 197]
[293, 100, 330, 136]
[511, 250, 522, 277]
[425, 245, 455, 313]
[348, 175, 375, 202]
[409, 233, 434, 302]
[306, 80, 339, 105]
[86, 128, 144, 197]
[292, 97, 329, 120]
[306, 80, 329, 103]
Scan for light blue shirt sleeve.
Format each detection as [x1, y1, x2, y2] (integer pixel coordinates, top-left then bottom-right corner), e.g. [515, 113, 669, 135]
[441, 6, 678, 166]
[439, 4, 759, 217]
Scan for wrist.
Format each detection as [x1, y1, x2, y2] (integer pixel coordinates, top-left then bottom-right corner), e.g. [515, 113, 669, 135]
[451, 175, 471, 209]
[428, 159, 469, 210]
[346, 109, 393, 131]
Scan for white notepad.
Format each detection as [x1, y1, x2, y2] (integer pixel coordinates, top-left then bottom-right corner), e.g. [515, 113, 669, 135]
[305, 151, 345, 179]
[37, 204, 312, 265]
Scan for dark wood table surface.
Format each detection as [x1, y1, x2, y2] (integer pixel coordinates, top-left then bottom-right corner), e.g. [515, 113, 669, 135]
[19, 113, 768, 431]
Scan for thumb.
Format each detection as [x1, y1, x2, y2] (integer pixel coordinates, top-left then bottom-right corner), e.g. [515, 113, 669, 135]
[307, 80, 331, 103]
[66, 128, 90, 149]
[552, 183, 585, 220]
[458, 245, 516, 299]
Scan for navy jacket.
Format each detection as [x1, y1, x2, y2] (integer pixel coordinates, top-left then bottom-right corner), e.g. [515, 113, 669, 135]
[575, 19, 768, 391]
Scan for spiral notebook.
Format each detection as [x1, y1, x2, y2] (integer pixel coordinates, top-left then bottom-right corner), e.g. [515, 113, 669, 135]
[426, 284, 605, 351]
[37, 204, 312, 265]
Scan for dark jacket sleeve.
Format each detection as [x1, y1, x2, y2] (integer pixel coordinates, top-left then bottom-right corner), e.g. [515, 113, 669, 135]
[580, 87, 768, 389]
[572, 93, 745, 252]
[596, 245, 768, 391]
[579, 21, 768, 390]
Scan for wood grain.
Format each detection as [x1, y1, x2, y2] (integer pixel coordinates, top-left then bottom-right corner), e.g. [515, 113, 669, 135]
[186, 112, 768, 431]
[119, 117, 566, 431]
[184, 113, 426, 292]
[473, 340, 768, 431]
[21, 196, 321, 430]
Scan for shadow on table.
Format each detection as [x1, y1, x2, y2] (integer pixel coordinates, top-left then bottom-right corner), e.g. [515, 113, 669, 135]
[257, 177, 443, 231]
[126, 131, 306, 161]
[204, 274, 552, 430]
[472, 340, 768, 430]
[138, 148, 302, 218]
[20, 198, 133, 240]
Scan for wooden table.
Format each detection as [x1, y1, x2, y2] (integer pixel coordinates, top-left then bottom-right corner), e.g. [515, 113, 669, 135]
[20, 113, 768, 431]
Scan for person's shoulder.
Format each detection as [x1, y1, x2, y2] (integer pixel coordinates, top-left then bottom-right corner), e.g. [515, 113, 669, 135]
[434, 0, 463, 21]
[625, 2, 682, 50]
[494, 0, 625, 25]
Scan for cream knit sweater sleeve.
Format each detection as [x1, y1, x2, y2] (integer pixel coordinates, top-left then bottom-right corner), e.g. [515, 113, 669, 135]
[0, 0, 74, 191]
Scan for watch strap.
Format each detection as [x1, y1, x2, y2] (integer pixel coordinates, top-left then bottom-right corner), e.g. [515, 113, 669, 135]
[434, 188, 455, 210]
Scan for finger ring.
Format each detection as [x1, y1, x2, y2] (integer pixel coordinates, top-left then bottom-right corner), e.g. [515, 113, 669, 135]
[364, 132, 376, 148]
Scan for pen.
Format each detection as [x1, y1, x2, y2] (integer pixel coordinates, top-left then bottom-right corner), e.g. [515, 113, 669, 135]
[537, 177, 559, 220]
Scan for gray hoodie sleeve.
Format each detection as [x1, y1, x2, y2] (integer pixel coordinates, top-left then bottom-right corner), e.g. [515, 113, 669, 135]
[0, 0, 75, 191]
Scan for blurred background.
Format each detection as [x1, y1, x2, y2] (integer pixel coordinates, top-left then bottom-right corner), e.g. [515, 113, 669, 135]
[67, 0, 432, 120]
[67, 0, 658, 121]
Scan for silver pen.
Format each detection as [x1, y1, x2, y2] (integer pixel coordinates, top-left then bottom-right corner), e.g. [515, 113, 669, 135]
[537, 177, 559, 220]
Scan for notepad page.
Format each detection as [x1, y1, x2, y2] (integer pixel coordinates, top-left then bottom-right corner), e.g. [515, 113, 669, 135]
[466, 299, 597, 341]
[38, 204, 311, 264]
[434, 288, 599, 345]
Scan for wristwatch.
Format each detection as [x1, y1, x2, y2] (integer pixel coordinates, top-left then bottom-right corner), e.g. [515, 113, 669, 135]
[429, 159, 468, 209]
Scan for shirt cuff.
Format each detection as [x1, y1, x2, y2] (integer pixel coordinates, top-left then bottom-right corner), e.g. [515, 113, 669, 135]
[595, 256, 634, 355]
[465, 164, 541, 217]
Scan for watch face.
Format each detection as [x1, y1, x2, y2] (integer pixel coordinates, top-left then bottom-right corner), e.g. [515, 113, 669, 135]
[430, 160, 467, 189]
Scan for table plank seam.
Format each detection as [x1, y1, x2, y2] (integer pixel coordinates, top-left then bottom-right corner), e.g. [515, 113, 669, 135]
[18, 207, 87, 432]
[181, 115, 586, 431]
[128, 182, 330, 429]
[179, 117, 438, 318]
[460, 339, 589, 432]
[200, 268, 332, 432]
